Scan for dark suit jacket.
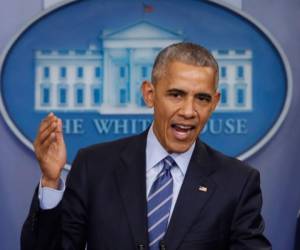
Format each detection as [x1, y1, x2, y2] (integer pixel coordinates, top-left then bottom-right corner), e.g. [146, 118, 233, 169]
[21, 130, 272, 250]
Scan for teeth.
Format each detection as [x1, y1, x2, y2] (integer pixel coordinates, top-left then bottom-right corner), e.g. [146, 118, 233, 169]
[176, 124, 193, 129]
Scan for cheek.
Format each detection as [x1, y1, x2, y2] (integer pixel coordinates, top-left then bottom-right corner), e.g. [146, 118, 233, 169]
[196, 109, 212, 124]
[156, 107, 174, 133]
[153, 106, 167, 130]
[156, 101, 173, 118]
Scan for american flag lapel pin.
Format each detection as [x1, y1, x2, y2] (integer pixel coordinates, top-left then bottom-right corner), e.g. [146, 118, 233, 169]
[198, 186, 208, 192]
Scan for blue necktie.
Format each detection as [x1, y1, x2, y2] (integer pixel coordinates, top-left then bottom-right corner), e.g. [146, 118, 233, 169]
[147, 156, 176, 249]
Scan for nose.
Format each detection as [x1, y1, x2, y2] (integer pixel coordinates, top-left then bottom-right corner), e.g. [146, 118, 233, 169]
[179, 98, 196, 119]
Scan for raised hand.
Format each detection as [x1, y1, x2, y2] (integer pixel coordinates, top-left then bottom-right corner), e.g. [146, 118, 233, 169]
[34, 113, 66, 189]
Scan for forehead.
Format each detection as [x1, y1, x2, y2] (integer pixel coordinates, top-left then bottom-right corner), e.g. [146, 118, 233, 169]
[159, 61, 217, 91]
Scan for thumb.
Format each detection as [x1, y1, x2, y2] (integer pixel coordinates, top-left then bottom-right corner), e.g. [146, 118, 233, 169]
[56, 118, 65, 144]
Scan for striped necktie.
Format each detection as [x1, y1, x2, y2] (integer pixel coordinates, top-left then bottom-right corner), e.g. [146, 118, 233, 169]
[147, 156, 176, 249]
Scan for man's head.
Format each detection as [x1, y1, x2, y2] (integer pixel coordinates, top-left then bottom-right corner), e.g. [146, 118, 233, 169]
[142, 42, 220, 154]
[152, 42, 219, 89]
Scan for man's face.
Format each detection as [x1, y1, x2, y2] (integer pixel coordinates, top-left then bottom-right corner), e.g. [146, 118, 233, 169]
[142, 61, 220, 153]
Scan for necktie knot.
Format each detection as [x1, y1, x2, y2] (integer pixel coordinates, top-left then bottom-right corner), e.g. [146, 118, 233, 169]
[162, 156, 176, 172]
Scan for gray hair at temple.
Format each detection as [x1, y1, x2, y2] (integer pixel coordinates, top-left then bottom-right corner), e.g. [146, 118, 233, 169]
[151, 42, 219, 89]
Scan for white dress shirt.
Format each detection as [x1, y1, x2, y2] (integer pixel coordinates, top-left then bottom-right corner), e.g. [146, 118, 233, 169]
[39, 125, 195, 215]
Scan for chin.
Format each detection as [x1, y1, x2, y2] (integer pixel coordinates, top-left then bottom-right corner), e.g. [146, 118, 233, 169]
[167, 142, 193, 154]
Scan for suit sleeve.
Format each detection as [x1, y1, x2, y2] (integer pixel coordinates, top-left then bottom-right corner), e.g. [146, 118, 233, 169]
[230, 169, 272, 250]
[20, 187, 62, 250]
[21, 149, 88, 250]
[61, 149, 88, 250]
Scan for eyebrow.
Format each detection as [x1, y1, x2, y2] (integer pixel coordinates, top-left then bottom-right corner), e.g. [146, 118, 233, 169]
[166, 88, 186, 95]
[167, 88, 212, 99]
[196, 93, 212, 100]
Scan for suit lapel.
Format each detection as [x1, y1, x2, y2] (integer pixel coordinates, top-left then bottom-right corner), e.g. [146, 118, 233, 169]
[164, 140, 217, 249]
[114, 131, 149, 247]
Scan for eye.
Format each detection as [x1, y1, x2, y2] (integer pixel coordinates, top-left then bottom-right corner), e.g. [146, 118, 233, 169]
[167, 90, 185, 99]
[170, 92, 181, 98]
[196, 93, 212, 103]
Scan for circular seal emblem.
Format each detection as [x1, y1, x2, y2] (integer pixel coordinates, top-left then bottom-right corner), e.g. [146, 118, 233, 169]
[0, 0, 292, 165]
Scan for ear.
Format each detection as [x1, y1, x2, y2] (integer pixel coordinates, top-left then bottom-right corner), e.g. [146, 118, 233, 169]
[211, 91, 221, 111]
[141, 80, 155, 108]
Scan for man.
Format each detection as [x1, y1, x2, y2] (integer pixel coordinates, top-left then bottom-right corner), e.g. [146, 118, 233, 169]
[21, 42, 272, 249]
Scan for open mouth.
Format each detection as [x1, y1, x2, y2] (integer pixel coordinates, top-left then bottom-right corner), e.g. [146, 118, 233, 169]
[171, 123, 196, 140]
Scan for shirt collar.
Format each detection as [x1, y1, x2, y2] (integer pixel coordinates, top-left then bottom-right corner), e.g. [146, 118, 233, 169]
[146, 124, 195, 176]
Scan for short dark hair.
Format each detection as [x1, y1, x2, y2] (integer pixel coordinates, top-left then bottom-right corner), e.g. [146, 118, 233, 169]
[151, 42, 219, 88]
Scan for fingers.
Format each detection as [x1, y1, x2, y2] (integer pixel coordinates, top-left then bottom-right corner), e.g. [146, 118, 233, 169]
[39, 120, 58, 145]
[55, 118, 65, 144]
[39, 112, 56, 135]
[56, 118, 63, 133]
[42, 131, 57, 150]
[35, 113, 63, 148]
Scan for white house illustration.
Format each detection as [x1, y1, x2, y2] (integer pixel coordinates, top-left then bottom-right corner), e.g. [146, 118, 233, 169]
[213, 49, 252, 111]
[34, 21, 252, 114]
